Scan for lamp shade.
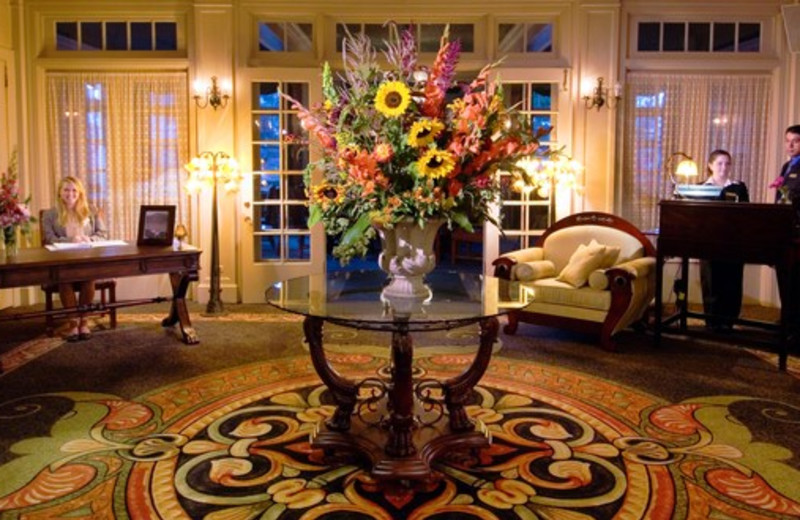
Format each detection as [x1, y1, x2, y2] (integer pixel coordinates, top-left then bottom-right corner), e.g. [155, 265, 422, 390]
[675, 158, 698, 179]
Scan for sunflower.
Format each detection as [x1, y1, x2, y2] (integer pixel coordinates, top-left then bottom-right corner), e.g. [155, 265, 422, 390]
[417, 149, 455, 179]
[312, 183, 343, 205]
[374, 81, 411, 118]
[407, 119, 445, 148]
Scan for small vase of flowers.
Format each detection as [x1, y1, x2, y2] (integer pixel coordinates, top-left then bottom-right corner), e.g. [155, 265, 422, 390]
[1, 150, 35, 257]
[283, 23, 547, 267]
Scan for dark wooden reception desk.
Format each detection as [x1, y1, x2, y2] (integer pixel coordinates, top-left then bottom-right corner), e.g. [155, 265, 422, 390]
[654, 200, 798, 370]
[0, 245, 201, 345]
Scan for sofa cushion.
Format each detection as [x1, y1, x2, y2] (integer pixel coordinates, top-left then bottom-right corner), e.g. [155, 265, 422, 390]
[526, 278, 612, 310]
[556, 241, 608, 287]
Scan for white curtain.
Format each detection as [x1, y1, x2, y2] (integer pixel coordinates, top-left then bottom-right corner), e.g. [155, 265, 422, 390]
[46, 72, 189, 241]
[620, 72, 771, 231]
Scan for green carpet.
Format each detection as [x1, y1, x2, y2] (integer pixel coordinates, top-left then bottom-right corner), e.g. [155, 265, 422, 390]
[1, 304, 799, 519]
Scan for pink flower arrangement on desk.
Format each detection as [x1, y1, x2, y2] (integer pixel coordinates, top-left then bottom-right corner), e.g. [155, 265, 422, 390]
[282, 23, 548, 263]
[769, 175, 791, 203]
[1, 150, 35, 246]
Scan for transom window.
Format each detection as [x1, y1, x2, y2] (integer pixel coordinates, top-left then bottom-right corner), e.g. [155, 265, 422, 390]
[498, 23, 554, 53]
[637, 21, 760, 53]
[258, 22, 313, 52]
[55, 21, 178, 51]
[335, 23, 474, 53]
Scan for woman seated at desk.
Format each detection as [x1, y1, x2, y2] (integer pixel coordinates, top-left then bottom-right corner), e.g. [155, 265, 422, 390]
[700, 149, 749, 332]
[42, 176, 108, 341]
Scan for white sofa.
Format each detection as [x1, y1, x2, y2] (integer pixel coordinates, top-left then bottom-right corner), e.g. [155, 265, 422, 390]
[492, 212, 656, 350]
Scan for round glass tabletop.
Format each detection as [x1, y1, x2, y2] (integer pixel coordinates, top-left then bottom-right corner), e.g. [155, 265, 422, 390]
[266, 269, 514, 332]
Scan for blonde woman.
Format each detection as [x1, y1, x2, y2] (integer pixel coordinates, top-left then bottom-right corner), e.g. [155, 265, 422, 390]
[42, 176, 108, 341]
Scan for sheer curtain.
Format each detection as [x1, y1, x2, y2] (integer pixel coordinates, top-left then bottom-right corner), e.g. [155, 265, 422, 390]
[620, 72, 771, 231]
[46, 72, 189, 241]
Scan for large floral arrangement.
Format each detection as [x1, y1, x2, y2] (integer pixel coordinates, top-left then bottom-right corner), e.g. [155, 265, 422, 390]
[1, 150, 35, 247]
[285, 24, 546, 263]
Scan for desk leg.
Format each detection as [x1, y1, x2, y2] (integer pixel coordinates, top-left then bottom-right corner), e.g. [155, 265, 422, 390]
[655, 255, 664, 347]
[386, 325, 415, 457]
[162, 271, 199, 344]
[304, 316, 358, 432]
[443, 317, 499, 432]
[679, 257, 689, 331]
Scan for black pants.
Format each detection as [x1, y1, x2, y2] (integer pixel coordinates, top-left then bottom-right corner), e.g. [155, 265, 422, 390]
[700, 260, 744, 328]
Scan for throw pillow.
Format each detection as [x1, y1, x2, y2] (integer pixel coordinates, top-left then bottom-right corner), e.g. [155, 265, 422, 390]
[515, 260, 557, 281]
[588, 238, 621, 268]
[588, 268, 609, 290]
[556, 242, 608, 287]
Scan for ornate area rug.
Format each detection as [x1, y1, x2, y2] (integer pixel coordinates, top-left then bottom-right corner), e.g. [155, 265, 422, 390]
[1, 338, 799, 519]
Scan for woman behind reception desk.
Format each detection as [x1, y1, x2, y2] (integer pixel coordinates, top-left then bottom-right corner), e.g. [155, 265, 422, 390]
[699, 150, 749, 332]
[42, 176, 108, 341]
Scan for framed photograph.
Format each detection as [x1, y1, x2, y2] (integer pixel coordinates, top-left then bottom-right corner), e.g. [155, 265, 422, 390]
[137, 205, 176, 246]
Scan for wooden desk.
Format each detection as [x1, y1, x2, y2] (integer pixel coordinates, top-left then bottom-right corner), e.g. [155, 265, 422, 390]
[0, 245, 201, 345]
[654, 200, 798, 369]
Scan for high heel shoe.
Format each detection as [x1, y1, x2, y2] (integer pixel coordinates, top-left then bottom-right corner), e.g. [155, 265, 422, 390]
[78, 323, 92, 341]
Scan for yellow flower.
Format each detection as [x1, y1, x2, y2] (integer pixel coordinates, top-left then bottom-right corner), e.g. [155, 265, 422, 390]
[374, 81, 411, 118]
[417, 149, 455, 179]
[407, 119, 445, 148]
[312, 183, 343, 205]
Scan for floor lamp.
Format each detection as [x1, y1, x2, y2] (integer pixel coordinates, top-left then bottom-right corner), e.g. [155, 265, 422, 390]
[185, 151, 242, 315]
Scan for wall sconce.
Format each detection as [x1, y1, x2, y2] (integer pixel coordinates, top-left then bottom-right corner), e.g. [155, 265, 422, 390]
[184, 151, 243, 314]
[582, 77, 621, 110]
[192, 76, 230, 111]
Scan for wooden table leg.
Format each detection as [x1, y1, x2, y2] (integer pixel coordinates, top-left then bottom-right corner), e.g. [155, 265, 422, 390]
[304, 316, 358, 431]
[386, 324, 415, 457]
[162, 271, 199, 344]
[443, 316, 499, 432]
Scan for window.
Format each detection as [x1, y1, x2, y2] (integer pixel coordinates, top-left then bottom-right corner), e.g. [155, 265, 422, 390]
[46, 73, 188, 241]
[250, 81, 311, 262]
[258, 22, 313, 52]
[56, 21, 178, 51]
[636, 21, 760, 53]
[498, 23, 553, 53]
[334, 23, 474, 53]
[620, 73, 771, 232]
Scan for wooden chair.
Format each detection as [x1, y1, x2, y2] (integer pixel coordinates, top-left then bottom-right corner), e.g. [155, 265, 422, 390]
[39, 210, 117, 336]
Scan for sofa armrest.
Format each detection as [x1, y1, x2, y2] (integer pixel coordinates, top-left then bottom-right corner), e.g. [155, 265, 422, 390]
[588, 257, 655, 290]
[492, 247, 545, 279]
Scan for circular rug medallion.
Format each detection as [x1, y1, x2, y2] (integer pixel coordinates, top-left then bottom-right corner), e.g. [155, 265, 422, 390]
[1, 350, 799, 519]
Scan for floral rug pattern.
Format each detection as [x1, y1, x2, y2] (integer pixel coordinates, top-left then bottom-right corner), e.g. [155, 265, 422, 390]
[1, 344, 799, 519]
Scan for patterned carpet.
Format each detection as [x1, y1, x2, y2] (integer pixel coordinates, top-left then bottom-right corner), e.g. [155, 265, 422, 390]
[1, 308, 799, 519]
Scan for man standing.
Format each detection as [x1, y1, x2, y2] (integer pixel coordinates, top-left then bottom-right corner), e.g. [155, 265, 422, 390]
[777, 124, 800, 205]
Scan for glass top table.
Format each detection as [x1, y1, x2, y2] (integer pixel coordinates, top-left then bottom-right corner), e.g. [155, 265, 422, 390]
[265, 269, 516, 482]
[265, 269, 513, 332]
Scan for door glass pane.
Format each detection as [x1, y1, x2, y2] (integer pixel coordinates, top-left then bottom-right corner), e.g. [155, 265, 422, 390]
[155, 22, 177, 50]
[282, 83, 308, 108]
[738, 23, 760, 52]
[287, 235, 311, 260]
[254, 144, 280, 171]
[526, 24, 552, 52]
[286, 174, 306, 200]
[286, 205, 308, 229]
[255, 174, 280, 201]
[253, 83, 280, 109]
[256, 205, 280, 230]
[638, 22, 661, 52]
[253, 114, 281, 140]
[257, 236, 281, 260]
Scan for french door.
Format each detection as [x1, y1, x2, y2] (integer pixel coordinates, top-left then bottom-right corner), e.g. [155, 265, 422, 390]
[237, 69, 324, 303]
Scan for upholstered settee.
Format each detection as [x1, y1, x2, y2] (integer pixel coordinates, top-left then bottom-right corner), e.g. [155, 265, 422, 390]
[492, 212, 656, 350]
